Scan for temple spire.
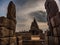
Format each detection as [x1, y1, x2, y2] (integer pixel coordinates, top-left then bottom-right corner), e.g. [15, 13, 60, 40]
[30, 18, 39, 30]
[29, 18, 43, 35]
[7, 1, 16, 22]
[6, 1, 16, 32]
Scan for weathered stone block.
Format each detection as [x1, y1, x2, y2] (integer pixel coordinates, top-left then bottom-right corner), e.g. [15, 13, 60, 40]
[50, 17, 55, 27]
[9, 30, 14, 36]
[18, 40, 22, 45]
[45, 35, 48, 45]
[0, 27, 9, 37]
[49, 36, 55, 45]
[56, 26, 60, 36]
[0, 37, 9, 45]
[45, 0, 59, 19]
[7, 1, 16, 23]
[0, 36, 17, 45]
[53, 26, 60, 36]
[0, 27, 14, 37]
[17, 36, 22, 45]
[53, 28, 57, 36]
[0, 17, 16, 30]
[0, 17, 8, 27]
[51, 14, 60, 27]
[17, 36, 22, 40]
[10, 36, 17, 45]
[7, 19, 16, 30]
[54, 37, 59, 45]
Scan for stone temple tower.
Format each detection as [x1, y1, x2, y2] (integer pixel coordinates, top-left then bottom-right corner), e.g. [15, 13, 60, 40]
[0, 1, 16, 38]
[7, 1, 16, 23]
[7, 1, 16, 32]
[45, 0, 60, 45]
[30, 18, 39, 30]
[0, 1, 17, 45]
[45, 0, 59, 35]
[29, 18, 43, 35]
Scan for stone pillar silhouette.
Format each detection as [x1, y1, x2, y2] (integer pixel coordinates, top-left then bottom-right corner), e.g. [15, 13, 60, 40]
[7, 1, 16, 32]
[45, 0, 60, 45]
[45, 0, 59, 35]
[0, 1, 17, 45]
[7, 1, 16, 21]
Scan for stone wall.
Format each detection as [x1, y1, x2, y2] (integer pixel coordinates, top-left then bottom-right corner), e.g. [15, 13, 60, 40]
[0, 17, 16, 37]
[0, 1, 17, 45]
[45, 0, 60, 45]
[0, 36, 17, 45]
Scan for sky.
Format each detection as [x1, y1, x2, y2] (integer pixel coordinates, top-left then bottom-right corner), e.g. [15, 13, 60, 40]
[0, 0, 60, 32]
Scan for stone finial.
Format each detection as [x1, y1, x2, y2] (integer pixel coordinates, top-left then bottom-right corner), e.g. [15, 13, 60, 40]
[7, 1, 16, 21]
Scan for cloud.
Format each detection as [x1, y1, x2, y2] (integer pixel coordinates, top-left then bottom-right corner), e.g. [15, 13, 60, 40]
[13, 0, 48, 32]
[0, 0, 48, 32]
[29, 11, 47, 22]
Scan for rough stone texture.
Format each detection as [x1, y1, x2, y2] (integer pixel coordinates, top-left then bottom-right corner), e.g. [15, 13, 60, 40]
[9, 30, 14, 37]
[0, 37, 17, 45]
[45, 31, 49, 45]
[48, 36, 55, 45]
[45, 0, 60, 45]
[51, 13, 60, 27]
[45, 0, 59, 33]
[45, 0, 59, 35]
[50, 17, 55, 27]
[10, 37, 17, 45]
[0, 18, 16, 37]
[17, 36, 22, 40]
[7, 1, 16, 23]
[56, 26, 60, 36]
[54, 37, 59, 45]
[53, 28, 57, 36]
[0, 38, 9, 45]
[0, 17, 16, 30]
[0, 27, 14, 37]
[0, 1, 17, 45]
[7, 19, 16, 30]
[0, 17, 8, 27]
[0, 27, 9, 37]
[45, 0, 59, 18]
[17, 36, 22, 45]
